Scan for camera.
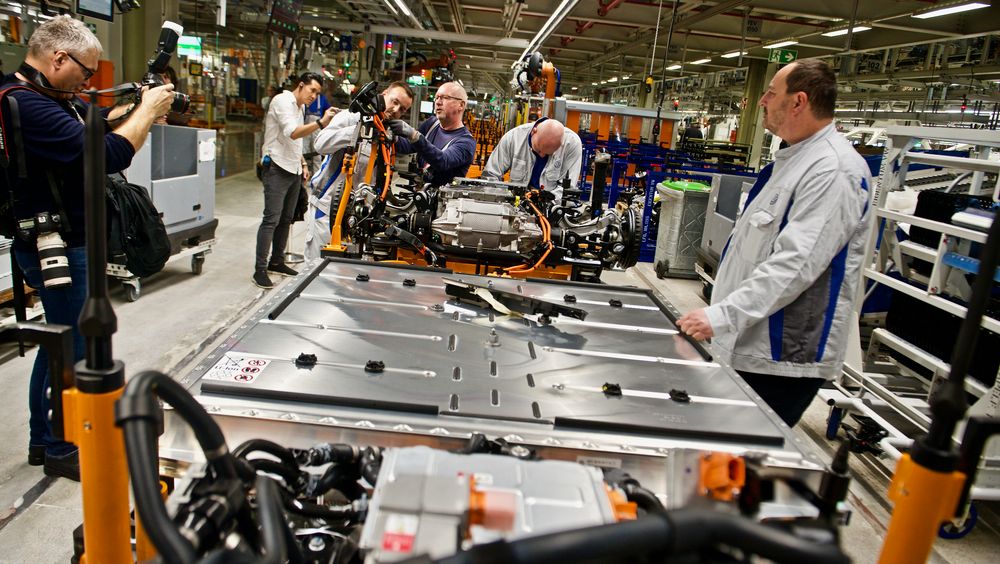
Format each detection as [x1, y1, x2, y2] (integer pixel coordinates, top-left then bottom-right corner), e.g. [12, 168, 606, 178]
[137, 21, 190, 114]
[20, 212, 72, 289]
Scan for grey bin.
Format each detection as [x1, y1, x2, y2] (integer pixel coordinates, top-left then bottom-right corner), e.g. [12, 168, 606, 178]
[654, 180, 710, 279]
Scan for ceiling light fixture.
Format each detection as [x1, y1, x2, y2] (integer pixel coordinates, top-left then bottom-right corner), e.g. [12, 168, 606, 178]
[392, 0, 414, 18]
[763, 40, 798, 49]
[381, 0, 398, 16]
[667, 64, 681, 70]
[913, 2, 989, 19]
[822, 25, 872, 37]
[511, 0, 581, 68]
[608, 76, 618, 82]
[721, 51, 748, 58]
[690, 58, 711, 65]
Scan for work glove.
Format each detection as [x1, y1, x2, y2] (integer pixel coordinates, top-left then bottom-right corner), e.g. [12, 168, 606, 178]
[387, 119, 420, 142]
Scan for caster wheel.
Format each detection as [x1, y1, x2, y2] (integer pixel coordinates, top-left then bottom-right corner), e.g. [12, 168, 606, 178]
[123, 280, 141, 302]
[940, 503, 977, 539]
[655, 260, 668, 279]
[192, 255, 205, 275]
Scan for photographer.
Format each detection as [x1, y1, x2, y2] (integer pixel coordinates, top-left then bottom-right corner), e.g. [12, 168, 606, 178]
[1, 16, 174, 481]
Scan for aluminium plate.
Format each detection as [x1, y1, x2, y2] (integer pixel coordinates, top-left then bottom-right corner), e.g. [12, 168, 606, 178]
[177, 259, 808, 448]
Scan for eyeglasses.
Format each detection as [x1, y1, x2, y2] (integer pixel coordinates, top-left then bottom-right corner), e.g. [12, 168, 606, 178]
[63, 51, 97, 80]
[434, 94, 464, 103]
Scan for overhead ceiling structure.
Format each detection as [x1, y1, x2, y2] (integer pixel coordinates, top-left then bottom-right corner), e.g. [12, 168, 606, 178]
[174, 1, 1000, 99]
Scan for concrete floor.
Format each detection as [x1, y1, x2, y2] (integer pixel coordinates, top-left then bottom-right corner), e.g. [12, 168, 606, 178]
[1, 165, 998, 562]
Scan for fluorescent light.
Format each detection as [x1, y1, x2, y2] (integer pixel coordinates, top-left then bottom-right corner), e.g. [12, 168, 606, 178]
[571, 86, 578, 90]
[822, 25, 872, 37]
[591, 82, 598, 85]
[607, 76, 618, 83]
[913, 2, 989, 19]
[622, 75, 630, 80]
[393, 0, 414, 18]
[690, 58, 711, 64]
[667, 64, 681, 70]
[382, 0, 398, 16]
[512, 0, 581, 68]
[764, 40, 798, 49]
[600, 80, 607, 84]
[722, 51, 748, 58]
[465, 64, 470, 69]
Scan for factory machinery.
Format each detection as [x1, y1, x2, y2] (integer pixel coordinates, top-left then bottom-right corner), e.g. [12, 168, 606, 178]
[3, 86, 999, 564]
[323, 82, 640, 282]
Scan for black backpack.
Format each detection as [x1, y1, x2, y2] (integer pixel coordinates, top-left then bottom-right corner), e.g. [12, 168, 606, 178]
[106, 175, 171, 277]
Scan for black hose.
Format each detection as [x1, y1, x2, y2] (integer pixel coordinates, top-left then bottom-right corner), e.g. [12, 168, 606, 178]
[625, 484, 663, 512]
[256, 477, 288, 564]
[285, 497, 356, 521]
[431, 509, 849, 564]
[118, 371, 248, 562]
[249, 459, 306, 493]
[122, 420, 194, 563]
[234, 439, 299, 469]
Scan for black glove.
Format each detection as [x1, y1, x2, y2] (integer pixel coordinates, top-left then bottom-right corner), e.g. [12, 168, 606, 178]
[387, 119, 420, 142]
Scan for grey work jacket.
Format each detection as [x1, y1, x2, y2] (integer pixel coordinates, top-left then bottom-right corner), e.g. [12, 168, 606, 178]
[705, 123, 874, 380]
[482, 121, 583, 199]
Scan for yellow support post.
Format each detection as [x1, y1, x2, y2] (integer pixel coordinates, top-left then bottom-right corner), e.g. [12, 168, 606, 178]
[62, 385, 132, 564]
[878, 453, 966, 563]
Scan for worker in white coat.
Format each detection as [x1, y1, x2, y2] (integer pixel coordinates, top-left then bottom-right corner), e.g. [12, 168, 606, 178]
[303, 82, 414, 259]
[482, 118, 582, 200]
[676, 59, 874, 427]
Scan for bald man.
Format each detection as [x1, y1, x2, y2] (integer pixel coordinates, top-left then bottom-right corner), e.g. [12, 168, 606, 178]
[483, 118, 582, 199]
[387, 81, 476, 187]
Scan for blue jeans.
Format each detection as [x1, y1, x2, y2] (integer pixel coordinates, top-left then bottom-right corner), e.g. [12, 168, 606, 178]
[15, 245, 87, 457]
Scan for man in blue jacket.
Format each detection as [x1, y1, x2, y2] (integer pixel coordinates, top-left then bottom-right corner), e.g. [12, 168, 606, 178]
[1, 16, 174, 479]
[386, 81, 476, 187]
[677, 59, 873, 427]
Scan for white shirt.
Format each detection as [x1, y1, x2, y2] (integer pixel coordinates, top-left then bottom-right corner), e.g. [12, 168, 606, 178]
[261, 90, 304, 175]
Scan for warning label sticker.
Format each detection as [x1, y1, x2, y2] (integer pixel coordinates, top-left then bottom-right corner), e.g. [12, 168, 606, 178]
[381, 513, 419, 553]
[203, 355, 270, 384]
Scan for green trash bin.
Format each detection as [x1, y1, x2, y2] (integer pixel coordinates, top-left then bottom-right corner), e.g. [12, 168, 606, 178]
[654, 180, 711, 279]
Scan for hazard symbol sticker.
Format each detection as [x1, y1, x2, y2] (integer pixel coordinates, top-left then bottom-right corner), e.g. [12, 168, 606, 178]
[203, 355, 270, 384]
[381, 513, 419, 553]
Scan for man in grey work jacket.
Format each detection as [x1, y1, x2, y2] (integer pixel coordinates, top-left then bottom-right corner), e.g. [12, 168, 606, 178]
[482, 118, 582, 200]
[677, 59, 873, 427]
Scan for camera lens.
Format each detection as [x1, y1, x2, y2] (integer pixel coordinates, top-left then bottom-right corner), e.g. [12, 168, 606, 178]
[36, 231, 72, 289]
[171, 92, 190, 114]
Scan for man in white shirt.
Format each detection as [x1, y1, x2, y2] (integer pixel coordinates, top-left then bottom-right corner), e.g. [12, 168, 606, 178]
[254, 72, 337, 288]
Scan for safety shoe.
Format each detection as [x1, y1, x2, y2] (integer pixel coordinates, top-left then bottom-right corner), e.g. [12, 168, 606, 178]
[252, 270, 274, 289]
[28, 445, 45, 466]
[44, 449, 80, 482]
[267, 262, 298, 277]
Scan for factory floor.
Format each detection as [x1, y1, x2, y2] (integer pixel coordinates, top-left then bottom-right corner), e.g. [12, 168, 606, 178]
[1, 166, 999, 562]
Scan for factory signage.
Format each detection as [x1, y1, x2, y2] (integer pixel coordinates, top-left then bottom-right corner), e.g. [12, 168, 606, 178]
[768, 49, 798, 64]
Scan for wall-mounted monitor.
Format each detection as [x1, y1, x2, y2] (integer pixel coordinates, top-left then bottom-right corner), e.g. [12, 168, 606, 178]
[77, 0, 114, 23]
[267, 0, 303, 37]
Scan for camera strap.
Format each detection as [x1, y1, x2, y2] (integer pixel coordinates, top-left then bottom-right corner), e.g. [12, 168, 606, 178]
[0, 84, 73, 234]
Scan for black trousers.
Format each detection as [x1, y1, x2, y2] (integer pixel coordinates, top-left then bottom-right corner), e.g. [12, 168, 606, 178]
[737, 371, 826, 427]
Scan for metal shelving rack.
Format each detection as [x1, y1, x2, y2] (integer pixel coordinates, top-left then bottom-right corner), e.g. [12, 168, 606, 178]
[825, 126, 1000, 525]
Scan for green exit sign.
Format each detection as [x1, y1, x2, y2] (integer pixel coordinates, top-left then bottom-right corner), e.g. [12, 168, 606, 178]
[768, 48, 798, 64]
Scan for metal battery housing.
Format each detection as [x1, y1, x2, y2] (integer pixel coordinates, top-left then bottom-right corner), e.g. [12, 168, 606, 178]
[358, 446, 618, 562]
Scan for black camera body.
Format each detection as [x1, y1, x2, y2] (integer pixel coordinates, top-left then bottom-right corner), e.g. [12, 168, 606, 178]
[139, 71, 190, 114]
[136, 21, 190, 115]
